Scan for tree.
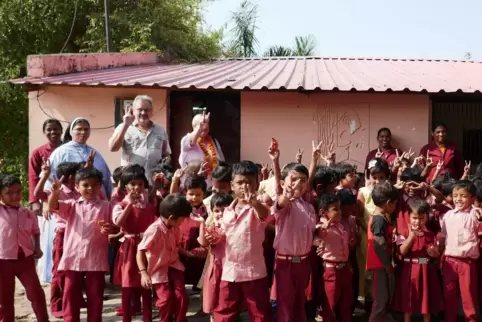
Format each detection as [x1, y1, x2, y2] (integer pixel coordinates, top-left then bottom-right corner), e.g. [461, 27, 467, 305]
[293, 35, 317, 56]
[0, 0, 222, 200]
[227, 0, 259, 57]
[263, 46, 294, 57]
[465, 52, 472, 60]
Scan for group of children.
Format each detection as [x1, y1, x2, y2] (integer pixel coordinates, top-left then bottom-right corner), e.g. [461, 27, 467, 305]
[3, 138, 482, 322]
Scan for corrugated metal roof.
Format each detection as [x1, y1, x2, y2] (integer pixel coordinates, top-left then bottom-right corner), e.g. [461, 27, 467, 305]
[10, 57, 482, 93]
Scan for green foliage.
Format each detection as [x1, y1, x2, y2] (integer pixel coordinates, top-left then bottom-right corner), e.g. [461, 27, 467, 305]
[0, 0, 222, 202]
[227, 0, 259, 57]
[263, 45, 294, 57]
[293, 35, 317, 56]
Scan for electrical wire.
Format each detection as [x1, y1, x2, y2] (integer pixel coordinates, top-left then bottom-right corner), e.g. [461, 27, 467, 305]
[60, 0, 79, 53]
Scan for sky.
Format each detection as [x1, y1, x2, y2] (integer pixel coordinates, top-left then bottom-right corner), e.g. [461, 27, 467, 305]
[203, 0, 482, 60]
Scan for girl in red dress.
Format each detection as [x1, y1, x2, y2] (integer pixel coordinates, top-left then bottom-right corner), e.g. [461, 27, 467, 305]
[393, 200, 443, 322]
[112, 165, 157, 322]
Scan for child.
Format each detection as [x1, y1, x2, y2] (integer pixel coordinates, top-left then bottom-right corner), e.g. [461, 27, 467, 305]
[34, 160, 81, 318]
[429, 174, 455, 234]
[136, 194, 191, 322]
[336, 189, 359, 313]
[313, 165, 339, 196]
[315, 194, 352, 322]
[111, 165, 126, 205]
[196, 193, 233, 318]
[439, 180, 482, 322]
[150, 163, 173, 211]
[0, 175, 49, 322]
[356, 157, 390, 311]
[178, 174, 208, 288]
[392, 200, 443, 322]
[48, 168, 114, 322]
[366, 181, 399, 322]
[203, 161, 232, 216]
[335, 162, 357, 195]
[213, 161, 273, 321]
[272, 163, 317, 322]
[112, 164, 157, 322]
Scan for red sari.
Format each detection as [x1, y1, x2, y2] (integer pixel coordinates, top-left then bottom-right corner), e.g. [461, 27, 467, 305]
[28, 143, 57, 204]
[392, 230, 443, 314]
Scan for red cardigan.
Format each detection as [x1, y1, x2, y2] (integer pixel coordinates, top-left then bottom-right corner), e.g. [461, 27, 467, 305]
[419, 141, 464, 182]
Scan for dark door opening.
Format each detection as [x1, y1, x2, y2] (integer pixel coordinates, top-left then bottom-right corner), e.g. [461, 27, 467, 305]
[169, 91, 241, 167]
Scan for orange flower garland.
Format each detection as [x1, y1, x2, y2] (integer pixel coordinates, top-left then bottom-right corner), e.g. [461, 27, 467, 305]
[197, 136, 218, 171]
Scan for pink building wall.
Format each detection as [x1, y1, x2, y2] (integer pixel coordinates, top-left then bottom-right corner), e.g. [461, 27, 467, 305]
[28, 86, 430, 172]
[241, 92, 430, 169]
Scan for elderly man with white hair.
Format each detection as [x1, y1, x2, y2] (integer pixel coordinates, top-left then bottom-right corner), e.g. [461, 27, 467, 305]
[109, 95, 171, 180]
[179, 111, 225, 188]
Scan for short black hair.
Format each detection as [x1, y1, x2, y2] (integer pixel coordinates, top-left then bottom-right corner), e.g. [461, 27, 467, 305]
[312, 165, 339, 192]
[432, 173, 456, 197]
[372, 181, 399, 207]
[472, 178, 482, 202]
[42, 118, 63, 132]
[158, 194, 192, 219]
[212, 162, 232, 183]
[336, 189, 356, 206]
[112, 166, 125, 185]
[334, 162, 355, 179]
[367, 158, 390, 177]
[120, 164, 149, 190]
[151, 163, 173, 183]
[400, 167, 423, 183]
[281, 162, 309, 180]
[0, 175, 21, 190]
[408, 199, 431, 215]
[232, 161, 258, 179]
[377, 127, 392, 137]
[75, 168, 103, 184]
[432, 121, 448, 133]
[184, 174, 207, 192]
[56, 162, 81, 180]
[452, 180, 476, 197]
[210, 192, 234, 210]
[315, 194, 340, 213]
[474, 163, 482, 179]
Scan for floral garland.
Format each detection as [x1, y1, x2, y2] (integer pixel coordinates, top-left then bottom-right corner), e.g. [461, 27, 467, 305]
[197, 136, 218, 170]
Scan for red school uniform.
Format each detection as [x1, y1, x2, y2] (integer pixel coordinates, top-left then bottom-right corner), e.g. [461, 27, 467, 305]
[112, 199, 157, 322]
[138, 219, 188, 322]
[179, 204, 208, 286]
[0, 205, 49, 322]
[392, 229, 443, 314]
[202, 219, 226, 314]
[263, 214, 276, 287]
[419, 141, 464, 183]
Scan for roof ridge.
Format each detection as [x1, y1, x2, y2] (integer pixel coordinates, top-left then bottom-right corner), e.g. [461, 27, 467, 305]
[217, 56, 482, 63]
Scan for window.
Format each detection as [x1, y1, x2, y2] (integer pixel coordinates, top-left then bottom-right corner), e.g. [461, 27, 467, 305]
[114, 97, 135, 127]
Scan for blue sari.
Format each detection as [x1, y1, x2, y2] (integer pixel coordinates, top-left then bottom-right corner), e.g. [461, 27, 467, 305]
[37, 141, 112, 283]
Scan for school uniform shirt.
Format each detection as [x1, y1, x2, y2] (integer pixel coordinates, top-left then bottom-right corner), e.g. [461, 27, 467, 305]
[0, 205, 40, 259]
[28, 143, 57, 204]
[44, 185, 81, 231]
[272, 198, 317, 256]
[440, 206, 482, 259]
[137, 219, 184, 284]
[221, 203, 268, 282]
[364, 147, 401, 170]
[317, 218, 349, 262]
[56, 197, 113, 272]
[419, 141, 464, 182]
[340, 215, 358, 248]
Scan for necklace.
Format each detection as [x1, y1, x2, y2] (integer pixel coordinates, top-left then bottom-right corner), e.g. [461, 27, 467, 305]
[197, 136, 218, 171]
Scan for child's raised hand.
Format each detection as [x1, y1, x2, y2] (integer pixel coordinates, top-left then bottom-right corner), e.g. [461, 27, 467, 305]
[464, 160, 471, 175]
[268, 139, 280, 160]
[402, 147, 415, 160]
[393, 180, 405, 190]
[198, 162, 209, 177]
[375, 148, 383, 158]
[85, 150, 96, 168]
[141, 271, 152, 289]
[173, 166, 187, 180]
[261, 162, 269, 179]
[393, 150, 402, 168]
[242, 184, 257, 204]
[41, 157, 51, 175]
[411, 156, 424, 168]
[282, 173, 295, 199]
[51, 175, 64, 192]
[190, 213, 205, 223]
[321, 143, 336, 165]
[295, 148, 304, 163]
[312, 140, 323, 161]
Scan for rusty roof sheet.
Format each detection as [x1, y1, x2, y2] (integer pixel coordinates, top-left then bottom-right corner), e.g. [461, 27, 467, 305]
[10, 57, 482, 93]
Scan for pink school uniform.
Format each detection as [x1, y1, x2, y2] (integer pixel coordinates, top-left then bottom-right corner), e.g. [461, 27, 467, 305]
[392, 229, 443, 315]
[0, 205, 49, 322]
[137, 218, 188, 322]
[112, 198, 157, 322]
[440, 206, 482, 322]
[202, 218, 226, 314]
[317, 217, 352, 322]
[270, 198, 317, 322]
[56, 198, 113, 322]
[213, 203, 274, 322]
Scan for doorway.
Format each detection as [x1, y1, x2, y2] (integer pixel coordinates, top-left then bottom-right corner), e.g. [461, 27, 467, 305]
[169, 91, 241, 167]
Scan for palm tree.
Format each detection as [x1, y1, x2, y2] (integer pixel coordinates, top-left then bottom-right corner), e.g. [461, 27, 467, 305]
[263, 45, 294, 57]
[293, 35, 317, 56]
[228, 0, 259, 57]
